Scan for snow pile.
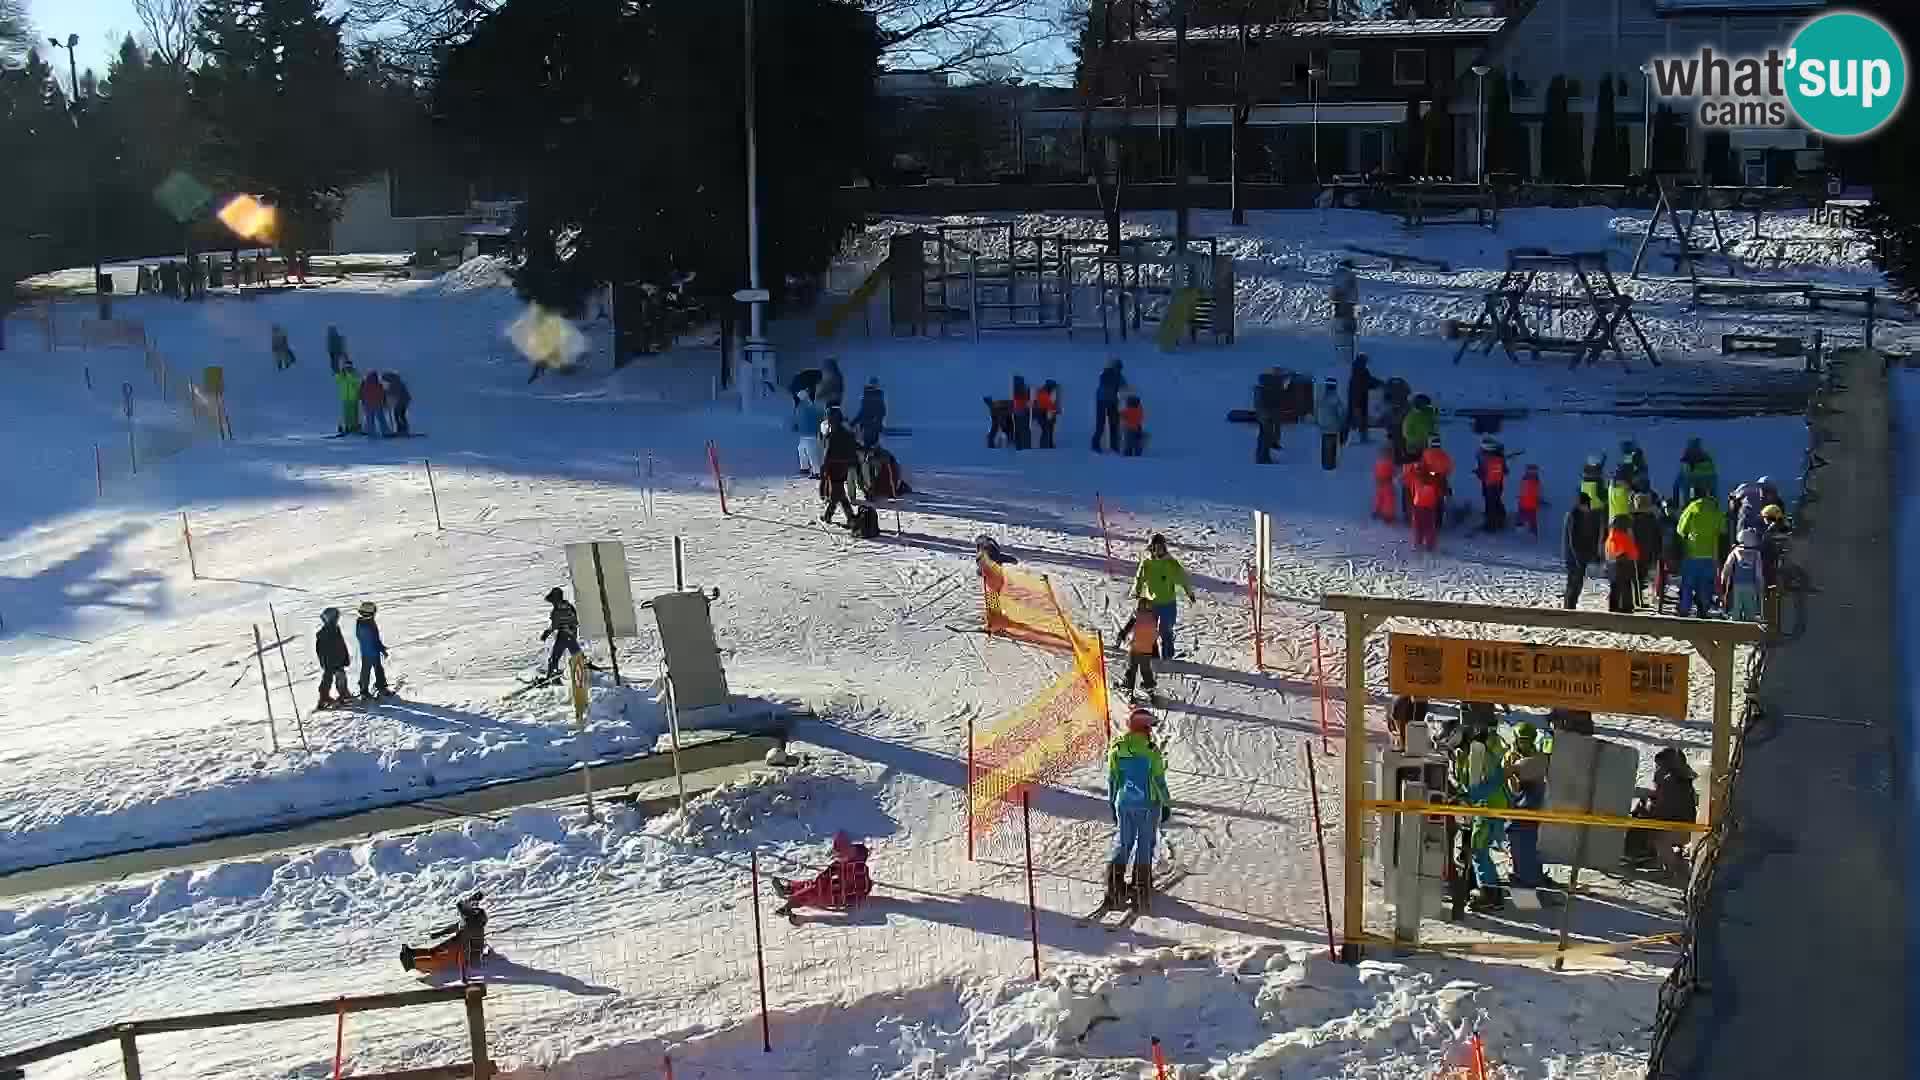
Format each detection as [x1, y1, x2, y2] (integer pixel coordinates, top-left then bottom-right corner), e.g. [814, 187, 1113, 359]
[432, 255, 516, 295]
[644, 756, 897, 850]
[524, 941, 1659, 1079]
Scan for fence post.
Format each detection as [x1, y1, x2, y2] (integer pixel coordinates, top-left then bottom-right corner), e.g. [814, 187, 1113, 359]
[463, 985, 490, 1080]
[269, 604, 309, 751]
[116, 1025, 141, 1080]
[1313, 626, 1330, 754]
[706, 441, 729, 516]
[95, 444, 104, 496]
[1022, 789, 1041, 982]
[253, 624, 280, 753]
[181, 512, 198, 580]
[966, 713, 976, 861]
[424, 460, 444, 531]
[663, 1053, 674, 1080]
[1248, 564, 1262, 670]
[332, 998, 346, 1080]
[1303, 742, 1338, 962]
[749, 851, 772, 1052]
[1096, 493, 1114, 576]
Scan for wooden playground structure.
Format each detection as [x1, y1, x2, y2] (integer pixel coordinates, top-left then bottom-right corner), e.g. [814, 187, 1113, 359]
[1451, 248, 1660, 369]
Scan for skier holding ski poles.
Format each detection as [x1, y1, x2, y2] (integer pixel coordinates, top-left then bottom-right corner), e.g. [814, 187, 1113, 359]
[541, 587, 582, 679]
[1101, 707, 1172, 917]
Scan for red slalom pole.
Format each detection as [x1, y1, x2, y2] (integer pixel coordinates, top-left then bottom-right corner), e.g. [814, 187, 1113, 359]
[1248, 564, 1263, 670]
[966, 714, 977, 861]
[1096, 493, 1114, 576]
[1304, 742, 1338, 962]
[662, 1053, 675, 1080]
[332, 998, 346, 1080]
[1151, 1036, 1169, 1079]
[1313, 625, 1331, 754]
[1022, 790, 1040, 981]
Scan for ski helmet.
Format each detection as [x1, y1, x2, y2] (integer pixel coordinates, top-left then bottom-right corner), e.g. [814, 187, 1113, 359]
[358, 601, 377, 617]
[1127, 707, 1156, 733]
[545, 587, 565, 603]
[1478, 435, 1498, 451]
[1585, 454, 1602, 467]
[320, 606, 340, 623]
[1755, 475, 1772, 487]
[1149, 533, 1169, 551]
[1762, 504, 1785, 522]
[1427, 434, 1442, 448]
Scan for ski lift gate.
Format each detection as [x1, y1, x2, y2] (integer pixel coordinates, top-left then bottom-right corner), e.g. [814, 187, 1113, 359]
[1320, 594, 1764, 959]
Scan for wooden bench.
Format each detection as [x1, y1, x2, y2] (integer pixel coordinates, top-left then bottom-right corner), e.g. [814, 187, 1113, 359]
[1721, 333, 1806, 357]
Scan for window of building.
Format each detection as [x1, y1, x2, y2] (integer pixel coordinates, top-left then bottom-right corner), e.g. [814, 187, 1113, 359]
[1393, 49, 1428, 86]
[1329, 50, 1361, 87]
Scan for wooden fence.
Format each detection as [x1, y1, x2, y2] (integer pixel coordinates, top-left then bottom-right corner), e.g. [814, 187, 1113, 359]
[0, 985, 490, 1080]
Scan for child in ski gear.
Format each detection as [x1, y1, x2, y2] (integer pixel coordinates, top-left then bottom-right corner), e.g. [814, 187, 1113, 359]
[1410, 463, 1442, 550]
[1010, 375, 1032, 450]
[382, 372, 412, 436]
[355, 601, 392, 697]
[1473, 436, 1507, 532]
[1562, 493, 1602, 608]
[542, 587, 582, 678]
[1449, 706, 1509, 911]
[1579, 454, 1605, 509]
[1120, 395, 1146, 457]
[326, 325, 347, 373]
[315, 607, 352, 709]
[1502, 723, 1555, 889]
[1315, 378, 1343, 470]
[772, 831, 874, 916]
[1254, 368, 1287, 464]
[1618, 439, 1649, 492]
[820, 407, 861, 525]
[1133, 535, 1195, 658]
[1674, 488, 1726, 618]
[1671, 438, 1717, 508]
[851, 378, 886, 449]
[983, 396, 1013, 448]
[1372, 446, 1398, 523]
[1106, 709, 1172, 912]
[1719, 527, 1768, 621]
[400, 893, 487, 973]
[1607, 462, 1634, 521]
[793, 394, 825, 476]
[975, 534, 1017, 567]
[335, 362, 362, 434]
[1631, 492, 1662, 605]
[1117, 599, 1159, 694]
[1517, 463, 1543, 536]
[1400, 394, 1437, 459]
[1034, 379, 1060, 449]
[1092, 356, 1125, 452]
[271, 324, 296, 370]
[1345, 353, 1379, 442]
[360, 370, 391, 437]
[1605, 515, 1641, 612]
[1625, 748, 1697, 871]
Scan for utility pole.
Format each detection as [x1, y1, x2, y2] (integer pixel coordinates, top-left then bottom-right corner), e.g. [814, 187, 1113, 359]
[738, 0, 773, 416]
[51, 34, 108, 321]
[1173, 0, 1189, 260]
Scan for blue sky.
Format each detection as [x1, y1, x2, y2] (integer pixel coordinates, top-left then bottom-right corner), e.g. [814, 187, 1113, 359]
[26, 0, 140, 73]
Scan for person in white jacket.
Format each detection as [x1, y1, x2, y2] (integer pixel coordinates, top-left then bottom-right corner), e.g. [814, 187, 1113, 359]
[1718, 527, 1769, 621]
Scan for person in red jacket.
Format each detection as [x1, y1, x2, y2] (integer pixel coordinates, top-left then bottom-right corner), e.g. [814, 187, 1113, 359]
[1400, 458, 1421, 538]
[1419, 435, 1453, 531]
[1604, 515, 1641, 612]
[1411, 465, 1442, 550]
[1120, 395, 1146, 457]
[1010, 375, 1033, 450]
[1033, 380, 1060, 449]
[359, 369, 391, 437]
[1373, 446, 1398, 523]
[1516, 463, 1543, 536]
[773, 831, 873, 918]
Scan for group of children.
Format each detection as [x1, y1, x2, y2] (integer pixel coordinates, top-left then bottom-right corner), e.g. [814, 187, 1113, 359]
[312, 601, 393, 708]
[985, 375, 1067, 451]
[982, 357, 1145, 456]
[311, 326, 414, 437]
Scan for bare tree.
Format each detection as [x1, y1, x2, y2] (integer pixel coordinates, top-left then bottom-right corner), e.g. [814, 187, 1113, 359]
[344, 0, 506, 76]
[133, 0, 198, 68]
[866, 0, 1059, 78]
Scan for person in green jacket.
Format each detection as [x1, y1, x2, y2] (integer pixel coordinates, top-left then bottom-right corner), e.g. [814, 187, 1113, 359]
[1133, 534, 1196, 659]
[335, 361, 362, 434]
[1400, 394, 1436, 456]
[1105, 707, 1173, 912]
[1606, 462, 1634, 521]
[1674, 487, 1726, 617]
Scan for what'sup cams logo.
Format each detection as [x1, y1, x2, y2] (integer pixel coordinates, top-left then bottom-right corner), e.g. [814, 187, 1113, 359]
[1647, 10, 1908, 140]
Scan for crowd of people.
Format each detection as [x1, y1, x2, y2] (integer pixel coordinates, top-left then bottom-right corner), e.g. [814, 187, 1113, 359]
[305, 325, 414, 437]
[792, 357, 911, 535]
[312, 601, 394, 708]
[133, 251, 312, 300]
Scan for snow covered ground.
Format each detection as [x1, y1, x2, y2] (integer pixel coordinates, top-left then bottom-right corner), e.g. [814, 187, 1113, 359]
[0, 206, 1862, 1079]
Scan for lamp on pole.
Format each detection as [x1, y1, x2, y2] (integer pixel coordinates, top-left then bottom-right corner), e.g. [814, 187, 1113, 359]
[1639, 63, 1654, 173]
[49, 34, 108, 320]
[1471, 64, 1491, 183]
[1308, 64, 1326, 182]
[738, 0, 773, 416]
[1150, 72, 1168, 179]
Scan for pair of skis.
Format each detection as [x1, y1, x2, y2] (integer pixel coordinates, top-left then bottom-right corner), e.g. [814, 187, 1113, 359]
[1073, 868, 1189, 931]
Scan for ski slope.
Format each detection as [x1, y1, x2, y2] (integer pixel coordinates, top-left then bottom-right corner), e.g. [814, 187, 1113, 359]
[0, 207, 1858, 1079]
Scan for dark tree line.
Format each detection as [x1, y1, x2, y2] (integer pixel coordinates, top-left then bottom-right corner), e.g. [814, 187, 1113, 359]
[432, 0, 880, 315]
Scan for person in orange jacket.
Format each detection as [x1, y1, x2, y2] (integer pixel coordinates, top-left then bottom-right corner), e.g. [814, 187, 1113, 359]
[1419, 435, 1453, 530]
[1473, 436, 1508, 532]
[1604, 514, 1641, 612]
[1373, 446, 1398, 523]
[1120, 395, 1146, 456]
[1033, 379, 1060, 449]
[1400, 457, 1421, 536]
[1516, 463, 1543, 536]
[1411, 465, 1442, 550]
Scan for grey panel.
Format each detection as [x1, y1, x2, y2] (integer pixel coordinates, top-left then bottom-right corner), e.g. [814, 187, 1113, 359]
[652, 591, 729, 711]
[1539, 731, 1640, 866]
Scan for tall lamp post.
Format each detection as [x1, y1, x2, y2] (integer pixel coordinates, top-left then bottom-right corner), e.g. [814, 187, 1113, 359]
[1150, 72, 1168, 179]
[1472, 64, 1491, 183]
[50, 33, 108, 320]
[1308, 64, 1326, 182]
[1639, 63, 1654, 173]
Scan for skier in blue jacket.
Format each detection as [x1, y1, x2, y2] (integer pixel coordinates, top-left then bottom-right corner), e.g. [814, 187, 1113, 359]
[1106, 707, 1173, 913]
[354, 601, 392, 698]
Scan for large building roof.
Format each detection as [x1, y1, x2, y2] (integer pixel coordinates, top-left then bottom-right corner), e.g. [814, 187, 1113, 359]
[1132, 17, 1506, 44]
[1651, 0, 1824, 10]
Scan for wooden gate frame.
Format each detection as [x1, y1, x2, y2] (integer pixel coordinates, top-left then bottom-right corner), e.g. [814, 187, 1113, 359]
[1321, 593, 1766, 957]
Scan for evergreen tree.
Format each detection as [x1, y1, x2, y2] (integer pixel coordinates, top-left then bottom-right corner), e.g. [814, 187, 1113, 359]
[1590, 74, 1625, 184]
[1399, 98, 1421, 176]
[1541, 76, 1585, 183]
[191, 0, 376, 248]
[1485, 68, 1518, 177]
[1651, 104, 1685, 173]
[1423, 91, 1453, 178]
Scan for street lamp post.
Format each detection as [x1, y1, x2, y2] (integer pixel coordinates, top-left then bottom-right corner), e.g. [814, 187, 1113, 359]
[50, 33, 108, 320]
[1472, 64, 1491, 183]
[1308, 64, 1326, 183]
[1150, 72, 1168, 179]
[1639, 63, 1654, 173]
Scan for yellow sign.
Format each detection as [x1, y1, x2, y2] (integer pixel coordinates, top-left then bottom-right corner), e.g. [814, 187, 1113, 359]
[202, 365, 224, 395]
[568, 653, 591, 718]
[1387, 633, 1690, 720]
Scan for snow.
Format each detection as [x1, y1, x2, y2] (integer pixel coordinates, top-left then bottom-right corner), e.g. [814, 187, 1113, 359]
[431, 255, 516, 295]
[0, 204, 1870, 1079]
